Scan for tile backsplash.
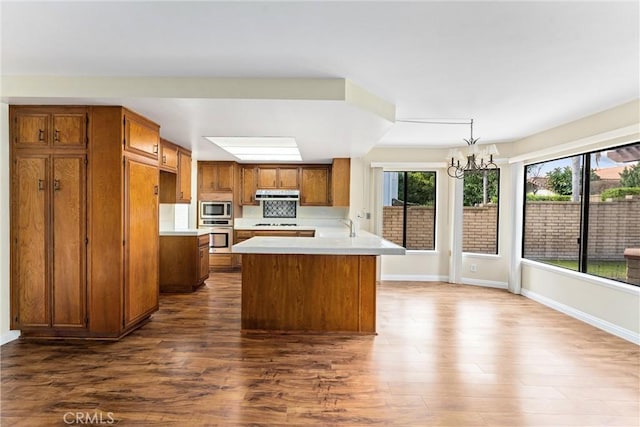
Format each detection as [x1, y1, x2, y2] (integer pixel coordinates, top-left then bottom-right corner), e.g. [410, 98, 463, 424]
[263, 200, 296, 218]
[243, 204, 347, 220]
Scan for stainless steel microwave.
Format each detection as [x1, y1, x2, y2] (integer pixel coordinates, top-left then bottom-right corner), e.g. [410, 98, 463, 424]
[199, 201, 232, 220]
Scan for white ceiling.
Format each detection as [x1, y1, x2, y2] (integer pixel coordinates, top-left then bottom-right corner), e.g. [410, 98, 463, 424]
[2, 1, 638, 162]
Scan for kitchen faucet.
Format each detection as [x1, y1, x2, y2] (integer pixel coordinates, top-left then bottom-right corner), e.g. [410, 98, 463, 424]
[345, 219, 357, 237]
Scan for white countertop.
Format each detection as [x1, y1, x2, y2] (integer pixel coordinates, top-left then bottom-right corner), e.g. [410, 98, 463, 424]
[232, 226, 406, 256]
[160, 228, 210, 237]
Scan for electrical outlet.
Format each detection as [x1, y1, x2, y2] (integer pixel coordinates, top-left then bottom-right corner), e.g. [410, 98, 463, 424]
[470, 264, 477, 272]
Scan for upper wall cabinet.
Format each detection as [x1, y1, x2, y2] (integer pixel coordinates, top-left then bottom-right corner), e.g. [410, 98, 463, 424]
[177, 149, 192, 203]
[257, 166, 299, 189]
[198, 162, 234, 198]
[159, 142, 192, 204]
[331, 158, 351, 207]
[300, 166, 330, 206]
[11, 107, 88, 149]
[159, 139, 179, 173]
[240, 166, 259, 205]
[124, 112, 160, 160]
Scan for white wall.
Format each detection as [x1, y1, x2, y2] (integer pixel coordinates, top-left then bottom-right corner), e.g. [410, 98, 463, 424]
[362, 146, 512, 286]
[358, 100, 639, 343]
[1, 103, 18, 344]
[522, 262, 639, 342]
[512, 99, 640, 343]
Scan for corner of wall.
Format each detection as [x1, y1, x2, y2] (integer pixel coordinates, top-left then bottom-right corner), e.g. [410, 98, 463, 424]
[1, 103, 15, 344]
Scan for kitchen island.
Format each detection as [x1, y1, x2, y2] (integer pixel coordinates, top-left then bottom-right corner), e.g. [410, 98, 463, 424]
[232, 230, 405, 334]
[159, 229, 211, 292]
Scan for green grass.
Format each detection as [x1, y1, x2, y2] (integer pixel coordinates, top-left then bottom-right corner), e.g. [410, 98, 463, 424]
[538, 259, 627, 281]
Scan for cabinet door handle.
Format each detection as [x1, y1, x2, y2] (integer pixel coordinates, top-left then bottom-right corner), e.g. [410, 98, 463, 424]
[153, 144, 159, 154]
[53, 179, 60, 191]
[180, 191, 183, 199]
[38, 179, 45, 191]
[162, 154, 166, 164]
[54, 129, 60, 142]
[38, 129, 45, 142]
[154, 185, 159, 195]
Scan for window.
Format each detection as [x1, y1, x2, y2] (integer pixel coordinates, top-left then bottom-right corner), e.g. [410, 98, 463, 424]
[382, 171, 436, 250]
[463, 169, 500, 254]
[523, 141, 640, 285]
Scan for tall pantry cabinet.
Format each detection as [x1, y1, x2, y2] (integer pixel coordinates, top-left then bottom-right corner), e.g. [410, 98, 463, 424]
[11, 107, 88, 330]
[10, 105, 160, 339]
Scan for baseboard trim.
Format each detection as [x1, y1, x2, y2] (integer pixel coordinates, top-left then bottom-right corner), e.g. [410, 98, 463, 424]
[379, 275, 509, 290]
[521, 289, 640, 345]
[380, 274, 449, 282]
[1, 330, 20, 346]
[460, 277, 509, 289]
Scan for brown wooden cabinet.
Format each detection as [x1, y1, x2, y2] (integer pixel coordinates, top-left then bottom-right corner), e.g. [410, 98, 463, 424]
[159, 143, 192, 205]
[10, 105, 161, 339]
[278, 167, 299, 189]
[300, 166, 330, 206]
[123, 158, 159, 326]
[124, 112, 160, 160]
[257, 166, 299, 189]
[199, 162, 234, 195]
[235, 229, 315, 241]
[159, 139, 178, 172]
[240, 166, 258, 205]
[11, 107, 88, 149]
[89, 106, 160, 338]
[159, 234, 210, 292]
[11, 153, 87, 330]
[177, 149, 192, 203]
[235, 229, 254, 244]
[199, 237, 210, 282]
[209, 254, 234, 270]
[331, 158, 351, 207]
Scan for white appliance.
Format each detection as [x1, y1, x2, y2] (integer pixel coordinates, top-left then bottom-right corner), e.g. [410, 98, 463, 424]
[199, 200, 232, 220]
[208, 226, 233, 253]
[255, 189, 300, 200]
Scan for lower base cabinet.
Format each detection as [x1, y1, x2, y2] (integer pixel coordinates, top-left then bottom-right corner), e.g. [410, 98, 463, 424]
[160, 234, 210, 292]
[209, 253, 236, 271]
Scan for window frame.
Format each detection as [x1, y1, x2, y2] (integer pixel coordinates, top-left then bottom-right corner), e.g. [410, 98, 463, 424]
[382, 170, 437, 251]
[462, 168, 501, 255]
[522, 141, 640, 286]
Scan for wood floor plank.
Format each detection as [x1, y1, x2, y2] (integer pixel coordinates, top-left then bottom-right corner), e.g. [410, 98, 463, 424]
[1, 274, 638, 426]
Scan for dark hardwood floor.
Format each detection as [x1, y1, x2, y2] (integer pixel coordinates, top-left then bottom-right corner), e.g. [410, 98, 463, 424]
[2, 273, 639, 426]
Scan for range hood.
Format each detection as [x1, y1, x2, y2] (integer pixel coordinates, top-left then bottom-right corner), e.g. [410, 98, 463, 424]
[255, 189, 300, 201]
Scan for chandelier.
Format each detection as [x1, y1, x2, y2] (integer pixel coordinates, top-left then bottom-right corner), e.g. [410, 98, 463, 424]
[446, 119, 498, 179]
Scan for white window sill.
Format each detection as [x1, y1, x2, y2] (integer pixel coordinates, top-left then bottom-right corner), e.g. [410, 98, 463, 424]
[521, 258, 640, 295]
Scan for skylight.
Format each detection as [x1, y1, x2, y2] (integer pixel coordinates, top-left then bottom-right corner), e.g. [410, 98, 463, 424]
[205, 137, 302, 161]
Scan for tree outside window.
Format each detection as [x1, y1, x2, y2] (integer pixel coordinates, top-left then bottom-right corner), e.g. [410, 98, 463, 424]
[382, 171, 436, 250]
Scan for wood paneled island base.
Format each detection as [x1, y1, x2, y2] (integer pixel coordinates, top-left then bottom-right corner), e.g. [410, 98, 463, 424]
[241, 254, 376, 333]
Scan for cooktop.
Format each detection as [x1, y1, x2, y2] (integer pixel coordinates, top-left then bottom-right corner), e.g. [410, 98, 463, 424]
[254, 223, 298, 227]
